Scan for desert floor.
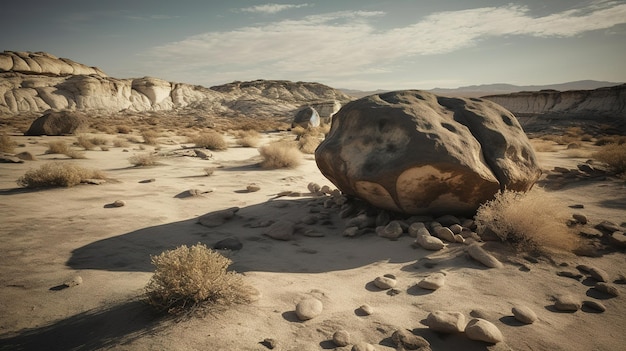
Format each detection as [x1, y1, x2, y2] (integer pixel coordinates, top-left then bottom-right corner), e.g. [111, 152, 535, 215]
[0, 131, 624, 351]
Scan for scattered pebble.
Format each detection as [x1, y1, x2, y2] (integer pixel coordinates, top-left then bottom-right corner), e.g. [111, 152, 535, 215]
[588, 267, 610, 282]
[582, 300, 606, 312]
[417, 273, 446, 290]
[359, 304, 374, 315]
[434, 226, 456, 242]
[246, 183, 261, 192]
[391, 329, 430, 350]
[595, 282, 620, 296]
[579, 227, 603, 238]
[512, 305, 537, 324]
[307, 182, 321, 193]
[610, 231, 626, 248]
[597, 220, 620, 233]
[261, 338, 278, 349]
[112, 200, 126, 207]
[449, 224, 463, 234]
[425, 311, 465, 333]
[557, 271, 583, 280]
[465, 318, 504, 344]
[467, 244, 503, 268]
[569, 204, 584, 209]
[295, 297, 323, 321]
[351, 342, 375, 351]
[572, 213, 588, 224]
[343, 226, 359, 237]
[374, 275, 397, 289]
[332, 330, 351, 347]
[264, 220, 295, 241]
[376, 220, 403, 240]
[554, 294, 581, 311]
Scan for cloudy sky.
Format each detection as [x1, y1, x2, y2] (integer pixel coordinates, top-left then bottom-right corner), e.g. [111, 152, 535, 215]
[1, 0, 625, 90]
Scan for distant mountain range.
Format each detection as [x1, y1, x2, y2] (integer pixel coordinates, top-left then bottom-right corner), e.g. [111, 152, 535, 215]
[341, 80, 625, 98]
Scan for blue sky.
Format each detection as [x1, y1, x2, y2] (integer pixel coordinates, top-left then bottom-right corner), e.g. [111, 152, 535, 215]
[1, 0, 625, 90]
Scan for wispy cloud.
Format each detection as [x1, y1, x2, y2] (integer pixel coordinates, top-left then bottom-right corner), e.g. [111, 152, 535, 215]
[240, 3, 310, 14]
[146, 2, 626, 86]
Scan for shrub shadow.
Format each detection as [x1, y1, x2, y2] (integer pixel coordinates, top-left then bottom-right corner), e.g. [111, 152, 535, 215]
[0, 300, 163, 351]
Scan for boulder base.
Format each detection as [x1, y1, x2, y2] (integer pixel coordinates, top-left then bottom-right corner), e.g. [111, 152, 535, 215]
[315, 90, 541, 216]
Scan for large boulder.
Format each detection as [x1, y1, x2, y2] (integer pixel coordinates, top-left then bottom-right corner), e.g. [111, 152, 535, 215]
[315, 90, 541, 216]
[292, 106, 321, 128]
[25, 111, 89, 136]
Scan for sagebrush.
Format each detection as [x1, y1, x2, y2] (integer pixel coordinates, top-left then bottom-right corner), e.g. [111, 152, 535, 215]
[128, 153, 159, 166]
[17, 162, 106, 188]
[145, 243, 252, 315]
[593, 143, 626, 174]
[474, 189, 577, 253]
[191, 131, 228, 150]
[258, 141, 301, 169]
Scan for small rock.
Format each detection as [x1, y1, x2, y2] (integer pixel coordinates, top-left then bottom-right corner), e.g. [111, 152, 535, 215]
[595, 282, 620, 296]
[15, 151, 36, 161]
[0, 154, 23, 163]
[582, 300, 606, 312]
[320, 185, 331, 194]
[557, 271, 583, 280]
[569, 204, 584, 209]
[83, 178, 106, 185]
[359, 304, 374, 315]
[246, 183, 261, 192]
[435, 215, 460, 226]
[610, 231, 626, 248]
[465, 318, 504, 344]
[295, 297, 323, 321]
[579, 227, 604, 238]
[453, 234, 465, 243]
[467, 244, 503, 268]
[63, 276, 83, 287]
[554, 294, 581, 311]
[112, 200, 126, 207]
[351, 342, 375, 351]
[198, 207, 239, 227]
[434, 227, 456, 243]
[194, 149, 212, 159]
[307, 182, 321, 193]
[572, 213, 588, 224]
[264, 220, 295, 241]
[375, 210, 391, 227]
[597, 220, 620, 233]
[425, 311, 465, 333]
[261, 338, 278, 349]
[415, 235, 445, 251]
[449, 224, 463, 234]
[346, 214, 375, 229]
[391, 329, 430, 350]
[332, 330, 351, 347]
[140, 178, 156, 183]
[374, 275, 397, 289]
[343, 226, 360, 237]
[213, 237, 243, 251]
[588, 267, 610, 282]
[377, 220, 404, 240]
[512, 306, 537, 324]
[417, 273, 446, 290]
[303, 229, 325, 237]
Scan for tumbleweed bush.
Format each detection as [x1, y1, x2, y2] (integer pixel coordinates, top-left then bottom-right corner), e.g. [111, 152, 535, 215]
[17, 162, 106, 188]
[145, 243, 252, 315]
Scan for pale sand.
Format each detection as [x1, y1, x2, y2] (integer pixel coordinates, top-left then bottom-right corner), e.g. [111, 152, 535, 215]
[0, 133, 624, 351]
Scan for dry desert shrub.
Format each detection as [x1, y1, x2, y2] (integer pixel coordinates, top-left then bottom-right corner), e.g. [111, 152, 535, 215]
[64, 150, 87, 159]
[258, 141, 301, 169]
[474, 189, 577, 253]
[530, 139, 557, 152]
[191, 131, 227, 150]
[595, 135, 626, 146]
[76, 135, 96, 150]
[235, 130, 261, 147]
[116, 125, 132, 134]
[46, 140, 71, 154]
[298, 133, 321, 154]
[113, 138, 131, 148]
[145, 243, 252, 315]
[141, 130, 160, 145]
[17, 162, 106, 188]
[593, 143, 626, 174]
[0, 134, 17, 153]
[128, 153, 159, 167]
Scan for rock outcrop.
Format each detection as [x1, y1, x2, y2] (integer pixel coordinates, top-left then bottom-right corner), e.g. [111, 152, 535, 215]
[0, 51, 351, 119]
[25, 111, 88, 136]
[315, 90, 541, 216]
[483, 84, 626, 134]
[292, 106, 320, 128]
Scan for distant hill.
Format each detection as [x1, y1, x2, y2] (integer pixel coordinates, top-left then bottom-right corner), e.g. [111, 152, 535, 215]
[341, 80, 624, 98]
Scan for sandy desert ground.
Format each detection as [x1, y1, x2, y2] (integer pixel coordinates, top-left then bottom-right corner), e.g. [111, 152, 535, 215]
[0, 129, 624, 351]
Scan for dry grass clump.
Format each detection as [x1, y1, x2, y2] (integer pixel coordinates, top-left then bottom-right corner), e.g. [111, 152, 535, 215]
[141, 130, 160, 145]
[17, 162, 106, 188]
[298, 133, 321, 154]
[113, 138, 131, 148]
[191, 131, 228, 150]
[145, 243, 252, 315]
[474, 189, 577, 253]
[116, 125, 132, 134]
[46, 140, 71, 154]
[258, 141, 301, 169]
[76, 135, 96, 150]
[593, 143, 626, 174]
[0, 134, 17, 153]
[235, 130, 261, 147]
[530, 139, 557, 152]
[128, 153, 159, 167]
[595, 135, 626, 146]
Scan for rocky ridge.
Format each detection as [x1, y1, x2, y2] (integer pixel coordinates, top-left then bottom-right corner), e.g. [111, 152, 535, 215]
[0, 51, 350, 119]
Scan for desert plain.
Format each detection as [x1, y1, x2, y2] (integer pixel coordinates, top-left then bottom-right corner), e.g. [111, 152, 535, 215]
[0, 119, 624, 351]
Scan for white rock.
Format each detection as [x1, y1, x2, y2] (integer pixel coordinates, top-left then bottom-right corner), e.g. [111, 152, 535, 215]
[295, 297, 323, 321]
[417, 273, 446, 290]
[426, 311, 465, 333]
[465, 318, 504, 343]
